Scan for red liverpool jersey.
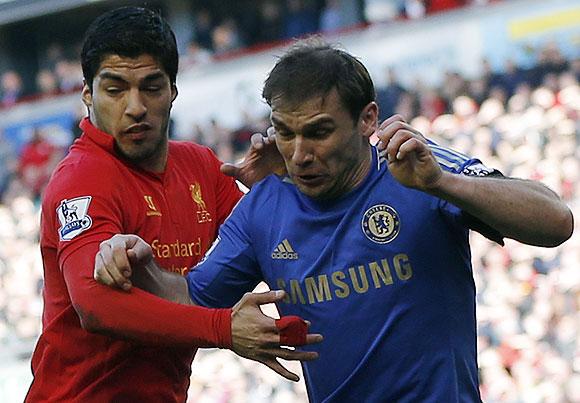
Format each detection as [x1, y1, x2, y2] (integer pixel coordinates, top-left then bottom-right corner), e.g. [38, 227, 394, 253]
[27, 118, 242, 402]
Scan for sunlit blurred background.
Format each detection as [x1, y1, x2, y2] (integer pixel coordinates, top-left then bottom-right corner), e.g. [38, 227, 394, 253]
[0, 0, 578, 401]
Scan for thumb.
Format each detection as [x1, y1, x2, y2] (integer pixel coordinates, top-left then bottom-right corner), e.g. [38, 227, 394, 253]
[127, 242, 153, 265]
[220, 162, 241, 178]
[251, 290, 286, 306]
[127, 249, 139, 266]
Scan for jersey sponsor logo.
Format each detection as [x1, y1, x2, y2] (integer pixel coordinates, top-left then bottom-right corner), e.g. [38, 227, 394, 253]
[362, 204, 401, 244]
[190, 182, 212, 223]
[151, 237, 203, 259]
[276, 253, 413, 305]
[144, 195, 162, 216]
[57, 196, 93, 241]
[271, 239, 298, 260]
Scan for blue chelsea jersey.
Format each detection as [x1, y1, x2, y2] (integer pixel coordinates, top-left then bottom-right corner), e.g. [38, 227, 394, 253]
[187, 144, 498, 402]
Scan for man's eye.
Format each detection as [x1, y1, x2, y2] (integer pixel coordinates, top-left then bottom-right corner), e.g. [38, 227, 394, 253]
[106, 88, 122, 95]
[275, 129, 291, 137]
[312, 128, 332, 137]
[145, 86, 161, 92]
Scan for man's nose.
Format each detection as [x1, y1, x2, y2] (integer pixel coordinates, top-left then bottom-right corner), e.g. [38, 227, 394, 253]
[292, 136, 314, 166]
[125, 89, 147, 120]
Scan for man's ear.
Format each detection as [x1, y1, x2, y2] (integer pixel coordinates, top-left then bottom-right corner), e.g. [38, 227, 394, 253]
[171, 84, 178, 103]
[359, 101, 378, 138]
[81, 80, 92, 108]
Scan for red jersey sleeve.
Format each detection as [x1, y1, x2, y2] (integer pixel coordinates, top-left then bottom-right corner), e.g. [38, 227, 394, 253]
[62, 242, 231, 347]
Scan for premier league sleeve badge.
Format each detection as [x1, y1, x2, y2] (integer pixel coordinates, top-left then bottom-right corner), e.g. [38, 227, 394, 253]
[57, 196, 93, 241]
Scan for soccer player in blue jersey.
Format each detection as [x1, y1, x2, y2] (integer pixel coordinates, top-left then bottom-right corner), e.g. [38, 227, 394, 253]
[95, 41, 573, 401]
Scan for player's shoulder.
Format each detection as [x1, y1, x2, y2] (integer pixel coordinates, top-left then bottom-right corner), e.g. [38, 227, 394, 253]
[425, 139, 491, 174]
[43, 147, 120, 207]
[253, 174, 289, 193]
[169, 140, 217, 162]
[240, 174, 291, 209]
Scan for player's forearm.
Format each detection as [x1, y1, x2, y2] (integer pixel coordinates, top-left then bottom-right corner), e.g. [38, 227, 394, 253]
[65, 247, 232, 347]
[73, 285, 231, 347]
[428, 172, 573, 247]
[134, 260, 193, 305]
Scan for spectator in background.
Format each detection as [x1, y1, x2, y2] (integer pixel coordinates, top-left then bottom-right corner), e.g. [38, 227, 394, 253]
[529, 42, 570, 87]
[376, 68, 406, 120]
[1, 70, 24, 108]
[402, 0, 427, 19]
[192, 9, 215, 51]
[54, 59, 83, 93]
[181, 40, 212, 69]
[0, 130, 16, 201]
[481, 59, 503, 93]
[418, 87, 447, 120]
[320, 0, 343, 33]
[208, 118, 234, 162]
[212, 19, 244, 55]
[441, 70, 467, 103]
[40, 43, 65, 72]
[499, 59, 528, 98]
[258, 0, 284, 43]
[17, 128, 61, 201]
[426, 0, 466, 14]
[35, 69, 59, 98]
[284, 0, 319, 39]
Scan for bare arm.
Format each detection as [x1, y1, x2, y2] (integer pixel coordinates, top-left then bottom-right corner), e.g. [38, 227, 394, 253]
[427, 173, 573, 247]
[377, 115, 573, 247]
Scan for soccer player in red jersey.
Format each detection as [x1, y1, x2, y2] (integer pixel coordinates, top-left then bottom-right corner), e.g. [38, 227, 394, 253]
[26, 7, 321, 402]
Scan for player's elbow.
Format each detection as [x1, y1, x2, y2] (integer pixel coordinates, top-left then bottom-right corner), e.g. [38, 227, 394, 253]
[72, 302, 108, 334]
[551, 206, 574, 246]
[539, 205, 574, 247]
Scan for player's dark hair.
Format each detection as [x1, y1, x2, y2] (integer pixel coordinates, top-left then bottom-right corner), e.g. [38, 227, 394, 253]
[262, 38, 375, 122]
[81, 7, 178, 89]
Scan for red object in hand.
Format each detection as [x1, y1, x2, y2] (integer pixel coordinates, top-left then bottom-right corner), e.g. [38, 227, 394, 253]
[275, 315, 308, 346]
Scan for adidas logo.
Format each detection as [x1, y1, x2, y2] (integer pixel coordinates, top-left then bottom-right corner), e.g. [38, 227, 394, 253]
[271, 239, 299, 260]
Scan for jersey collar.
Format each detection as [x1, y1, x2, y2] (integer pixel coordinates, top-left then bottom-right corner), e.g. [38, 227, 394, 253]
[79, 117, 116, 154]
[79, 117, 168, 180]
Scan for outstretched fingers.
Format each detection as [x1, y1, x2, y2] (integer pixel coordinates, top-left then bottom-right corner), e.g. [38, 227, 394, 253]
[260, 357, 300, 382]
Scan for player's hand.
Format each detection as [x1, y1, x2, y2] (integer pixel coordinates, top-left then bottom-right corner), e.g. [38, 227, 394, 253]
[231, 290, 323, 382]
[94, 234, 153, 291]
[220, 128, 287, 189]
[375, 115, 443, 191]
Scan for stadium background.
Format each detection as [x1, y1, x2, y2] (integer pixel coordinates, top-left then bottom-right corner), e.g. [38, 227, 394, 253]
[0, 0, 578, 401]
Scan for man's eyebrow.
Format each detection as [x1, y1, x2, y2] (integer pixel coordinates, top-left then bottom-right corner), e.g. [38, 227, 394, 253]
[142, 72, 166, 82]
[271, 116, 335, 132]
[99, 72, 126, 82]
[98, 71, 166, 82]
[271, 116, 291, 130]
[302, 117, 335, 131]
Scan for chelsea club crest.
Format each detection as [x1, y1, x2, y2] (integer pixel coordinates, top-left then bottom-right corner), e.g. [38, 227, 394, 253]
[361, 204, 401, 244]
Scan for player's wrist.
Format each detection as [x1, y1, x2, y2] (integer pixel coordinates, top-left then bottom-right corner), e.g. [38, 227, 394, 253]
[216, 308, 233, 349]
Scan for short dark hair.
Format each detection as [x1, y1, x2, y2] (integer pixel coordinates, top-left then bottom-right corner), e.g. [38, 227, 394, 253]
[81, 7, 178, 89]
[262, 39, 375, 122]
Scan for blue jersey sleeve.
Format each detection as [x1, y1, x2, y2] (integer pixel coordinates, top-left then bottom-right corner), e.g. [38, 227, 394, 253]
[186, 195, 263, 308]
[428, 141, 504, 245]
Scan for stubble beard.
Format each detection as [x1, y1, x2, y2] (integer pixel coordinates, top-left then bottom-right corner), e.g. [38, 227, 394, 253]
[115, 130, 167, 166]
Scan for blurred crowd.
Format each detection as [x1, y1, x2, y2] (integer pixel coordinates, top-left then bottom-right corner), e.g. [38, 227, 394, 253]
[0, 0, 501, 108]
[0, 2, 578, 401]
